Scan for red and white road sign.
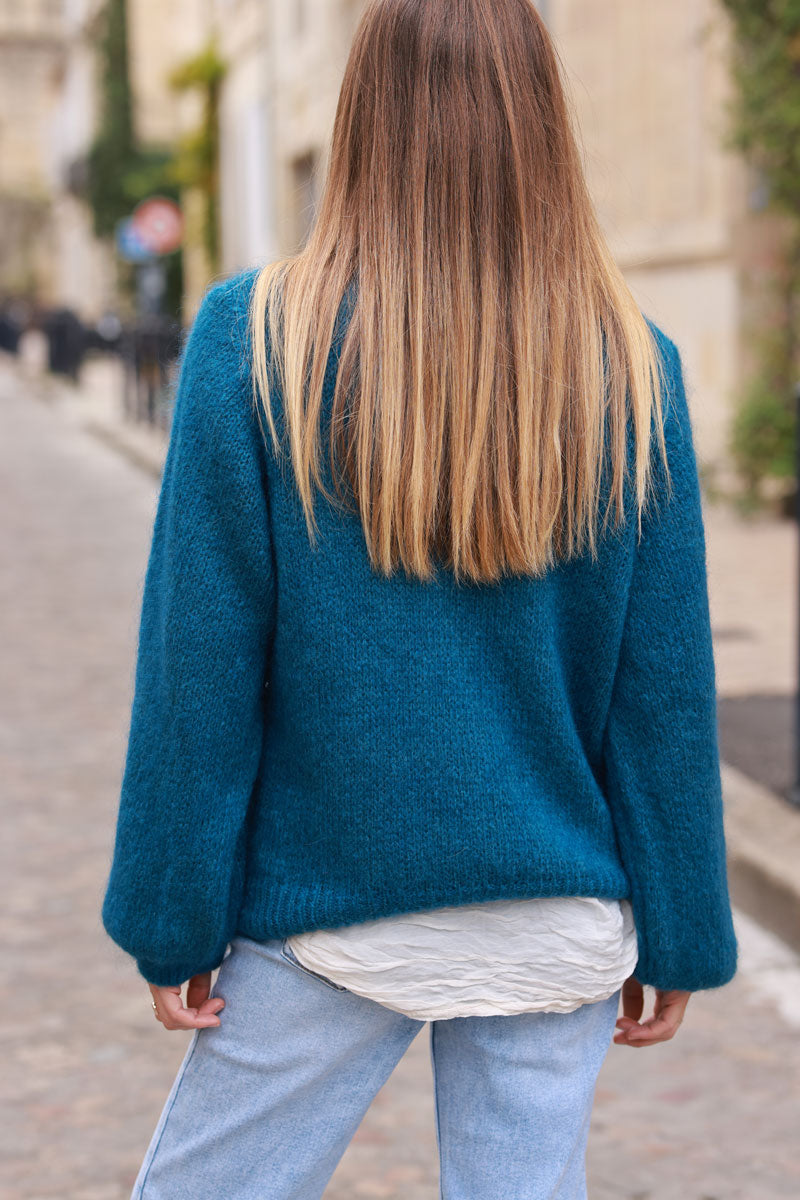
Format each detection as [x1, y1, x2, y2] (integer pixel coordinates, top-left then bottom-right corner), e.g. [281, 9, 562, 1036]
[131, 196, 184, 256]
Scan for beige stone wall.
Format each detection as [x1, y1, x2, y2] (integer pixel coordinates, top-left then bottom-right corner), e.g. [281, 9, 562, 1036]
[266, 0, 355, 254]
[49, 192, 115, 317]
[0, 6, 64, 296]
[0, 5, 65, 196]
[127, 0, 210, 146]
[548, 0, 747, 469]
[0, 44, 58, 200]
[215, 0, 273, 281]
[550, 1, 737, 261]
[214, 0, 360, 275]
[49, 0, 116, 317]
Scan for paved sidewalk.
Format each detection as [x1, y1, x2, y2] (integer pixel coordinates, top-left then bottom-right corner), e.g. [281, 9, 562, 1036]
[706, 500, 795, 702]
[2, 356, 799, 1198]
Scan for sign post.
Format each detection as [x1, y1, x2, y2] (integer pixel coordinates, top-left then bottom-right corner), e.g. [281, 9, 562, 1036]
[116, 196, 185, 317]
[115, 196, 184, 426]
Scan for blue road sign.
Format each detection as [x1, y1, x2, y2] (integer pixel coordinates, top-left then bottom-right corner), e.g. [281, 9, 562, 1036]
[116, 217, 155, 264]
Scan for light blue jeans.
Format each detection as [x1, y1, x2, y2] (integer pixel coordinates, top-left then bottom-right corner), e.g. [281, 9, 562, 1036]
[131, 933, 621, 1200]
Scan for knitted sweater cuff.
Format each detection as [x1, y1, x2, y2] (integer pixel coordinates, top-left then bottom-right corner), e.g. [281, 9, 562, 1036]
[136, 946, 229, 989]
[631, 922, 739, 992]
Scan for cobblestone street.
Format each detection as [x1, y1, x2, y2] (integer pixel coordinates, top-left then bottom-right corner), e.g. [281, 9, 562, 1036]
[3, 358, 800, 1199]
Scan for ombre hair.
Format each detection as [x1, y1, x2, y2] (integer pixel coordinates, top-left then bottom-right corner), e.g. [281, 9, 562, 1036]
[249, 0, 668, 585]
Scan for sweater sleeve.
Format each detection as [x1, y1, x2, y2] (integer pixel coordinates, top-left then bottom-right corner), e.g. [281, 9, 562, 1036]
[602, 331, 738, 992]
[100, 278, 275, 988]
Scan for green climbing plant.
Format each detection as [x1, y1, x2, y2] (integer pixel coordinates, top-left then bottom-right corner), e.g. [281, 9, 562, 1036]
[718, 0, 800, 504]
[85, 0, 134, 237]
[168, 41, 227, 272]
[86, 0, 178, 235]
[85, 0, 183, 315]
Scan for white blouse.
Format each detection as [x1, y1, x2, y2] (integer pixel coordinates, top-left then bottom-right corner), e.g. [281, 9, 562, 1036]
[286, 895, 638, 1020]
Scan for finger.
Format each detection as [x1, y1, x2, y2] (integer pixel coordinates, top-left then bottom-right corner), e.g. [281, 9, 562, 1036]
[644, 997, 686, 1035]
[154, 995, 223, 1031]
[615, 1031, 673, 1047]
[151, 984, 182, 1001]
[149, 986, 178, 1021]
[620, 978, 644, 1021]
[614, 984, 689, 1046]
[186, 972, 213, 1008]
[614, 1031, 655, 1047]
[197, 997, 225, 1016]
[614, 1026, 665, 1046]
[162, 1011, 223, 1031]
[645, 1007, 684, 1034]
[622, 1015, 680, 1043]
[159, 990, 198, 1020]
[653, 992, 690, 1023]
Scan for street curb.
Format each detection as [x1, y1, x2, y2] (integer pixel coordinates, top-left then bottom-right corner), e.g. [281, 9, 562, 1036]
[723, 762, 800, 954]
[83, 417, 165, 482]
[20, 358, 168, 483]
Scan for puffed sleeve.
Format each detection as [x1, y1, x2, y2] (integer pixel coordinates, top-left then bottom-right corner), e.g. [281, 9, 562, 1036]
[101, 277, 276, 986]
[602, 331, 738, 992]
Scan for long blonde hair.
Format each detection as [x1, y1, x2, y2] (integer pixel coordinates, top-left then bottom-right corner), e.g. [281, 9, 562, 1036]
[249, 0, 668, 585]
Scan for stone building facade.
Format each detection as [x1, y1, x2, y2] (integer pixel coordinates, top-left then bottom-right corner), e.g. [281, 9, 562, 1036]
[0, 1, 70, 302]
[0, 0, 113, 316]
[215, 0, 363, 276]
[549, 0, 753, 473]
[49, 0, 116, 317]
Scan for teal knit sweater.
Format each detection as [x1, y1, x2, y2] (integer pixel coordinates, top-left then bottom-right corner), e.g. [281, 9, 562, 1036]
[100, 267, 738, 992]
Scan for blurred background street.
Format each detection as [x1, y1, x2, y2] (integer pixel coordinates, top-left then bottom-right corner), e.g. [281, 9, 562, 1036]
[3, 1, 800, 1197]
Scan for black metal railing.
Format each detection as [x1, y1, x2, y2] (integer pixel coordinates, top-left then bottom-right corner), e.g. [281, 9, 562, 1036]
[120, 315, 182, 432]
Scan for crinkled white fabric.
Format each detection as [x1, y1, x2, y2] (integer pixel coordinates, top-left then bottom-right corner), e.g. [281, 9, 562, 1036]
[286, 895, 638, 1019]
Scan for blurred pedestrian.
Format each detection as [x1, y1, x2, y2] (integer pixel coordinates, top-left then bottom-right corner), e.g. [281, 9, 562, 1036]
[0, 303, 21, 354]
[41, 305, 85, 381]
[101, 2, 738, 1197]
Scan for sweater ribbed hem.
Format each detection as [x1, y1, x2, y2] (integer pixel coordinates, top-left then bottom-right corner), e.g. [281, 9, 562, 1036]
[128, 858, 738, 992]
[235, 865, 737, 993]
[236, 864, 632, 944]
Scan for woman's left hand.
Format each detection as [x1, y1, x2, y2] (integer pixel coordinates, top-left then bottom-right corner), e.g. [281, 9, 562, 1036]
[148, 972, 225, 1031]
[613, 975, 690, 1047]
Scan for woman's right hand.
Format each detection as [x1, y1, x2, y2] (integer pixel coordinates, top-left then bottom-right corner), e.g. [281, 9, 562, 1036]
[148, 971, 226, 1031]
[613, 975, 690, 1047]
